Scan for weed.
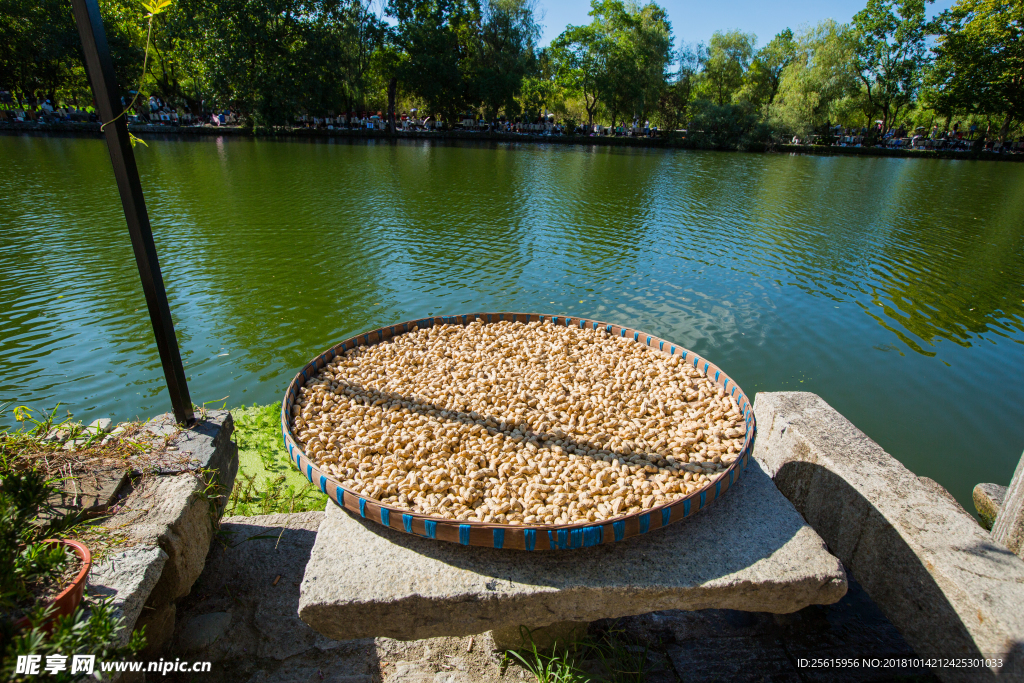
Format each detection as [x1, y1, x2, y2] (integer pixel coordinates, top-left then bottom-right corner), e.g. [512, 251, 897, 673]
[503, 621, 655, 683]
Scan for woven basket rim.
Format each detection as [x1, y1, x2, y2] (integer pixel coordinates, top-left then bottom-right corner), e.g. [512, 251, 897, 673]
[280, 312, 756, 541]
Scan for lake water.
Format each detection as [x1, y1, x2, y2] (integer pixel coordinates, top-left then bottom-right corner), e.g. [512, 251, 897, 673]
[2, 133, 1023, 512]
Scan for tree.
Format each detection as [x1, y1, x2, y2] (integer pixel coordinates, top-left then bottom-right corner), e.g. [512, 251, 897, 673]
[655, 41, 704, 130]
[927, 0, 1024, 142]
[474, 0, 539, 120]
[737, 28, 795, 115]
[550, 22, 608, 126]
[769, 20, 859, 138]
[550, 0, 671, 129]
[387, 0, 479, 124]
[853, 0, 933, 132]
[697, 30, 755, 106]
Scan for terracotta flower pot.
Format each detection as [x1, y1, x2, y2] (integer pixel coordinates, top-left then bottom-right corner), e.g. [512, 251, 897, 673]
[12, 539, 92, 633]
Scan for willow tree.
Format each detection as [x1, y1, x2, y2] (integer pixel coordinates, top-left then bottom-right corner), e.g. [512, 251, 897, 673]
[769, 20, 859, 137]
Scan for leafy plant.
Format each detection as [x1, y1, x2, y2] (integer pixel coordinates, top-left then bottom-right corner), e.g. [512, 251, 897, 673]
[102, 0, 175, 147]
[1, 596, 146, 682]
[0, 405, 144, 678]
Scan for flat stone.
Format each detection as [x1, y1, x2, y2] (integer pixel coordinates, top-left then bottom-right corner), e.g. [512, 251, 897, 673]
[752, 392, 1024, 681]
[143, 413, 180, 439]
[143, 411, 238, 513]
[58, 467, 126, 513]
[88, 545, 169, 646]
[974, 483, 1006, 531]
[178, 612, 233, 652]
[298, 458, 847, 642]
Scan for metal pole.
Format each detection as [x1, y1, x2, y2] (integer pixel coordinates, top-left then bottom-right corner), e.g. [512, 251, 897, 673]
[70, 0, 195, 425]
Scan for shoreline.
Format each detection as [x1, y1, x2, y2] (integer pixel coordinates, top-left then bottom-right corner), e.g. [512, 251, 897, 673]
[3, 120, 1022, 162]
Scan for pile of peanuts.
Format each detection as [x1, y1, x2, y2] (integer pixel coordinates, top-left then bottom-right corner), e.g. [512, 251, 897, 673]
[290, 319, 747, 526]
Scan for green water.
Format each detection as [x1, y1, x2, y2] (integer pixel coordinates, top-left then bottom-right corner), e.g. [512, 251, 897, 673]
[2, 133, 1023, 512]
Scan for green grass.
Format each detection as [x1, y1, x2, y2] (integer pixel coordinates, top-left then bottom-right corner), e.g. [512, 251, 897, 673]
[225, 403, 326, 516]
[503, 622, 654, 683]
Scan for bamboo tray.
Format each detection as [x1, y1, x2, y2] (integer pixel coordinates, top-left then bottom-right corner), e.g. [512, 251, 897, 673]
[281, 312, 756, 550]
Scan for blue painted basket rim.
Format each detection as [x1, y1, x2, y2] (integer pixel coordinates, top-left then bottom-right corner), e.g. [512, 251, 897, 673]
[280, 312, 756, 546]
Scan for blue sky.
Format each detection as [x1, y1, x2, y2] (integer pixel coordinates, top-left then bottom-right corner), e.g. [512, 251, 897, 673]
[534, 0, 955, 48]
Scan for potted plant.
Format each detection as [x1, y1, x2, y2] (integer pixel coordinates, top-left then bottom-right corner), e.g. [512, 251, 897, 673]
[0, 406, 145, 680]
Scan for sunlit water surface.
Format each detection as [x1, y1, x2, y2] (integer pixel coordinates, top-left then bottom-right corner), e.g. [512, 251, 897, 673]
[2, 134, 1023, 512]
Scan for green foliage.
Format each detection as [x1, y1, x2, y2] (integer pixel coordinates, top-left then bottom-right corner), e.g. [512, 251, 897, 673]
[550, 21, 608, 125]
[476, 0, 540, 120]
[685, 99, 760, 148]
[503, 621, 656, 683]
[0, 406, 142, 679]
[769, 20, 860, 137]
[926, 0, 1023, 139]
[225, 403, 326, 516]
[696, 30, 755, 106]
[737, 28, 796, 114]
[550, 0, 672, 128]
[852, 0, 933, 131]
[1, 596, 146, 682]
[0, 0, 1018, 144]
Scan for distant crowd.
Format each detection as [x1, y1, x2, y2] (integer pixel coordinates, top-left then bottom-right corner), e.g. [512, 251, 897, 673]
[1, 95, 662, 139]
[794, 122, 1024, 154]
[3, 95, 1019, 153]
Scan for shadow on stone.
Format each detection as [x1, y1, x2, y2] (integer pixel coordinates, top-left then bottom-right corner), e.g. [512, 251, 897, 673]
[773, 457, 1023, 681]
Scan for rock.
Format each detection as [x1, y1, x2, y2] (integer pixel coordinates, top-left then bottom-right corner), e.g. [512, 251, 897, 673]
[391, 661, 434, 683]
[974, 483, 1006, 531]
[144, 413, 180, 438]
[87, 545, 169, 646]
[178, 612, 232, 653]
[298, 458, 846, 642]
[88, 418, 114, 434]
[122, 474, 215, 607]
[488, 621, 588, 651]
[991, 452, 1024, 560]
[752, 391, 1024, 682]
[44, 428, 68, 444]
[146, 410, 238, 513]
[171, 512, 336, 661]
[135, 602, 176, 656]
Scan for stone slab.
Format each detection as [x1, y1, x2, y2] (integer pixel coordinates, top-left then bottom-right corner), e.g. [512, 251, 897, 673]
[145, 410, 239, 511]
[87, 545, 169, 646]
[992, 451, 1024, 559]
[118, 473, 215, 607]
[752, 391, 1024, 682]
[298, 458, 847, 642]
[974, 483, 1006, 531]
